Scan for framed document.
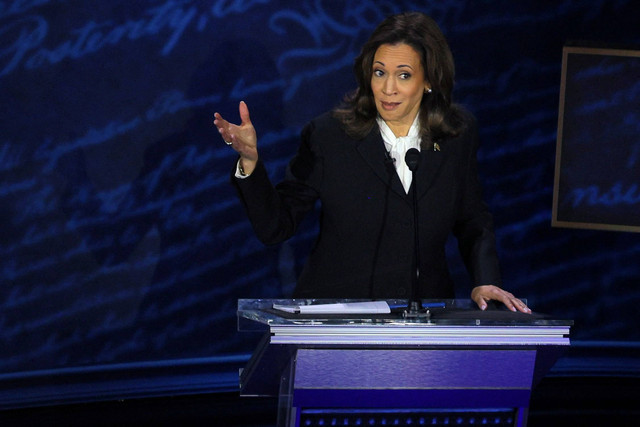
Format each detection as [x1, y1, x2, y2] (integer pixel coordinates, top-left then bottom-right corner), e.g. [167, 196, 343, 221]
[553, 45, 640, 232]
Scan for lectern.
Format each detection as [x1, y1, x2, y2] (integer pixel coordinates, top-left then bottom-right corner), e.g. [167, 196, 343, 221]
[238, 299, 572, 427]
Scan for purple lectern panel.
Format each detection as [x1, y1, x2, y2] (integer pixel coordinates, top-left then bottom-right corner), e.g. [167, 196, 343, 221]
[294, 349, 535, 389]
[292, 349, 535, 409]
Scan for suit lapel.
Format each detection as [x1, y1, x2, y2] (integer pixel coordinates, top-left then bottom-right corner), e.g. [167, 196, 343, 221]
[416, 141, 447, 201]
[356, 127, 452, 202]
[356, 128, 407, 199]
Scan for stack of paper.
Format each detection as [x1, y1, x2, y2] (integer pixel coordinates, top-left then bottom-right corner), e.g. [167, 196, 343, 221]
[272, 301, 391, 314]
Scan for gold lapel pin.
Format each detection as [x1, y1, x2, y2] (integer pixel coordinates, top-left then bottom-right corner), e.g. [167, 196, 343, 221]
[433, 142, 441, 152]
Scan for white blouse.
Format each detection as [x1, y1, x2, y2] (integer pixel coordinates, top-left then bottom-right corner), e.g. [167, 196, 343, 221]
[376, 115, 421, 193]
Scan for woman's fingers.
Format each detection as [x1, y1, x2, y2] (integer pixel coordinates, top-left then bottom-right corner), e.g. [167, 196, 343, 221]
[239, 101, 251, 126]
[471, 285, 531, 313]
[214, 103, 258, 162]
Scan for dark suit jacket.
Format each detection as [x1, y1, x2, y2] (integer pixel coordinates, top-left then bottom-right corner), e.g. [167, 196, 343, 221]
[233, 110, 501, 299]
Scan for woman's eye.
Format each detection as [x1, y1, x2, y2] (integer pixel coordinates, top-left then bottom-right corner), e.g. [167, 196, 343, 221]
[373, 69, 384, 77]
[399, 72, 411, 80]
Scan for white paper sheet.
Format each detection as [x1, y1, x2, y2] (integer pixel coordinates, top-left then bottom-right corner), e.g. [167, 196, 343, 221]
[272, 301, 391, 314]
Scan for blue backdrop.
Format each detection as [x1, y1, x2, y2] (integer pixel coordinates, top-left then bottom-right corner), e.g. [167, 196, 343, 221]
[1, 0, 639, 407]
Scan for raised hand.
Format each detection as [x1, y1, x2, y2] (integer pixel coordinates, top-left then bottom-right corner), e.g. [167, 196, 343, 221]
[214, 101, 258, 174]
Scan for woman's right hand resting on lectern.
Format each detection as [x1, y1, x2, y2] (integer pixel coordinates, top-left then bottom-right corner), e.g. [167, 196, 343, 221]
[214, 101, 258, 176]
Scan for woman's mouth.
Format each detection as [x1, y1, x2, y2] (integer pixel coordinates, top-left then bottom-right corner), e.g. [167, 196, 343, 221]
[381, 101, 401, 111]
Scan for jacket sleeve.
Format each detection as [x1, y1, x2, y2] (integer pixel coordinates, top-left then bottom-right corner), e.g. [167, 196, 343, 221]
[452, 116, 502, 286]
[231, 120, 322, 245]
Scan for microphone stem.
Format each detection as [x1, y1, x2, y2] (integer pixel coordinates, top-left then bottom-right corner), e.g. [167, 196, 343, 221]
[410, 167, 422, 312]
[402, 148, 427, 318]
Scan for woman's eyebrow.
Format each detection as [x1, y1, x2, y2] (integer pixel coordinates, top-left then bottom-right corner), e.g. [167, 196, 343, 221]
[373, 60, 414, 70]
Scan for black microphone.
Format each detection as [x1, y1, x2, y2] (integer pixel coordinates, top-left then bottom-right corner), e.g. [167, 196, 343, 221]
[403, 148, 428, 318]
[405, 148, 420, 172]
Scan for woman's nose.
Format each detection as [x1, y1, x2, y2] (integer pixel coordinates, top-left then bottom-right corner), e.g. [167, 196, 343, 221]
[382, 77, 397, 95]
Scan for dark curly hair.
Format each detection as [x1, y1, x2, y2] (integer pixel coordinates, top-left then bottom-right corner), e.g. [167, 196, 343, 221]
[334, 11, 465, 144]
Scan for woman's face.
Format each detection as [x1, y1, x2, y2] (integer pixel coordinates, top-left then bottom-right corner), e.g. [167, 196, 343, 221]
[370, 43, 430, 136]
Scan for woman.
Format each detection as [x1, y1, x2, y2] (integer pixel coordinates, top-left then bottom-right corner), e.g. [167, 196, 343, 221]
[214, 12, 530, 313]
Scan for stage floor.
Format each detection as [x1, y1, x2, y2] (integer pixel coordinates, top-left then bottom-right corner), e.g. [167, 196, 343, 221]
[1, 376, 638, 426]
